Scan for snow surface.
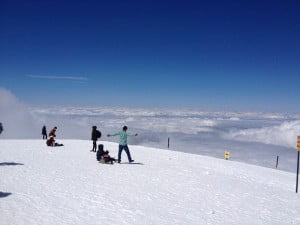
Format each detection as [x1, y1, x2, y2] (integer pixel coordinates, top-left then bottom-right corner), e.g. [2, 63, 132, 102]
[1, 139, 300, 225]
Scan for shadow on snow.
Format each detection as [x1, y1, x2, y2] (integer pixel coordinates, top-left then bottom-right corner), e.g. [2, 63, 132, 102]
[0, 192, 12, 198]
[0, 162, 24, 166]
[119, 162, 144, 165]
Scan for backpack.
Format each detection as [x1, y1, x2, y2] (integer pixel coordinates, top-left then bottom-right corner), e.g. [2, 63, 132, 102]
[96, 130, 101, 139]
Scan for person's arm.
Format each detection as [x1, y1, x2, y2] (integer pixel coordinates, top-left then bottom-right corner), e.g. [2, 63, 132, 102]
[107, 132, 120, 137]
[127, 132, 138, 136]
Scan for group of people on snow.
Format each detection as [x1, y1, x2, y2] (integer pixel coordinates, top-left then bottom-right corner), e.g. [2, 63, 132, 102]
[92, 125, 138, 164]
[44, 126, 64, 147]
[42, 124, 138, 164]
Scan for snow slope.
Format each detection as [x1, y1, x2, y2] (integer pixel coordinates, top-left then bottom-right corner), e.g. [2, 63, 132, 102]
[1, 140, 300, 225]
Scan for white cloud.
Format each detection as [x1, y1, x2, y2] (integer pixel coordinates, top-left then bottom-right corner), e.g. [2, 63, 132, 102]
[223, 120, 300, 148]
[27, 75, 88, 81]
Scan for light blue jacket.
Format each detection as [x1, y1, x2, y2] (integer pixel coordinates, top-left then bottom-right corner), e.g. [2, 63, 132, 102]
[112, 131, 135, 146]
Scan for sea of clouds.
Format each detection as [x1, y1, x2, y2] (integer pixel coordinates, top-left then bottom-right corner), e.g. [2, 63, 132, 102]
[1, 87, 300, 172]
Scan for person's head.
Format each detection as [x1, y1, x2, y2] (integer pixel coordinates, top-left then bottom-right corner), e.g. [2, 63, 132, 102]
[92, 126, 97, 130]
[54, 127, 57, 130]
[123, 126, 128, 131]
[98, 144, 104, 151]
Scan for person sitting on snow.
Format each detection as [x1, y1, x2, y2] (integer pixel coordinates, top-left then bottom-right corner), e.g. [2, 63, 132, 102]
[46, 136, 64, 147]
[96, 144, 116, 164]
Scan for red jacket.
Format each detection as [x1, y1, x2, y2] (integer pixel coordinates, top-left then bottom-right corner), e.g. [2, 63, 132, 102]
[49, 128, 57, 137]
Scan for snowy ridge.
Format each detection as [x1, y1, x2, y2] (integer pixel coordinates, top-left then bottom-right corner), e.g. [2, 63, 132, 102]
[1, 140, 300, 225]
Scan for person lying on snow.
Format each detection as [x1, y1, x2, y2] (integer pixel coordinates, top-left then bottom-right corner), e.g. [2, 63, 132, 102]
[96, 144, 116, 164]
[46, 136, 64, 147]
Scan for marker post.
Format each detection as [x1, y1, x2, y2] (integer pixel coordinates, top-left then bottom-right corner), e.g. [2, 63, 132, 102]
[296, 136, 300, 193]
[225, 151, 230, 160]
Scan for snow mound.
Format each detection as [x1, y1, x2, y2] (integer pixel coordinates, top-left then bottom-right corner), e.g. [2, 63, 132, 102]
[1, 140, 300, 225]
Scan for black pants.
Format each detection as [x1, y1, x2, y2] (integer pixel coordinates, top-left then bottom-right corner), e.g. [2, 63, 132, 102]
[92, 140, 97, 151]
[42, 134, 47, 139]
[104, 156, 116, 163]
[54, 143, 64, 146]
[118, 145, 132, 162]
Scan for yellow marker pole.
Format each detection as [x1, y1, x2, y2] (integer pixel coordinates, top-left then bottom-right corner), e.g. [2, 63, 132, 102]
[225, 151, 230, 160]
[296, 136, 300, 193]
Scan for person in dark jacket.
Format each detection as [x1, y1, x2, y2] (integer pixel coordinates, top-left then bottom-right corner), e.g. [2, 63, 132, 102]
[49, 127, 57, 137]
[42, 125, 47, 139]
[0, 123, 3, 135]
[96, 144, 116, 164]
[91, 126, 101, 152]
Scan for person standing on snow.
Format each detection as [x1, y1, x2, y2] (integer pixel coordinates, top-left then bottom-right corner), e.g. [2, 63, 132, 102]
[107, 126, 138, 163]
[42, 125, 47, 139]
[91, 126, 101, 152]
[0, 123, 3, 135]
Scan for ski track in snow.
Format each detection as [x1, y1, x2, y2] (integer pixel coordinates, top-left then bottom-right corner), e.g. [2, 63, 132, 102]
[1, 140, 300, 225]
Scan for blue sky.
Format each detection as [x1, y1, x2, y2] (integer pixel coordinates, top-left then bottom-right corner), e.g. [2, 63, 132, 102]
[0, 0, 300, 110]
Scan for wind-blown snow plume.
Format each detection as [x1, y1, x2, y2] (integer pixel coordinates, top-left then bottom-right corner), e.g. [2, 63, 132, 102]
[0, 87, 40, 138]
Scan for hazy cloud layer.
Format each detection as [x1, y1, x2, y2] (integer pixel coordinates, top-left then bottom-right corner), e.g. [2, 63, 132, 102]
[1, 88, 300, 172]
[31, 106, 300, 148]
